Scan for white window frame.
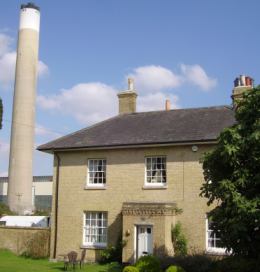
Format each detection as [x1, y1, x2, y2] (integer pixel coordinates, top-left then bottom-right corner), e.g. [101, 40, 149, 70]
[144, 156, 167, 187]
[83, 211, 107, 247]
[87, 159, 106, 187]
[205, 217, 226, 254]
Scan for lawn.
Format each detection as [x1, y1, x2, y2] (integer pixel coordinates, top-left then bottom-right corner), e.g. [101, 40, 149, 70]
[0, 249, 122, 272]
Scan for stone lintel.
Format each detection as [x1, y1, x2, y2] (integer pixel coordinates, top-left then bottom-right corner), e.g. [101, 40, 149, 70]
[122, 202, 177, 216]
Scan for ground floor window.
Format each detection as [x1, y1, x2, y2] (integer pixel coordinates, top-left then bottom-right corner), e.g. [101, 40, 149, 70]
[206, 218, 226, 254]
[83, 211, 107, 247]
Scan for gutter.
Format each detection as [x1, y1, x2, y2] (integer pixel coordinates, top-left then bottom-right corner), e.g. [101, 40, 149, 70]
[38, 139, 217, 154]
[53, 153, 60, 259]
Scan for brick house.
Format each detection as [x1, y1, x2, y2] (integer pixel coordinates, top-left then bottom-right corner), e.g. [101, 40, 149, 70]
[38, 76, 253, 263]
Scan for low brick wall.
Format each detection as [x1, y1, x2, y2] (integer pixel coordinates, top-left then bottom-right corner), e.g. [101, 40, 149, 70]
[0, 226, 50, 256]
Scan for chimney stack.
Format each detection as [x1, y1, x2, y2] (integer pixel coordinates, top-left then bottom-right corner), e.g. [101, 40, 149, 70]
[232, 75, 254, 106]
[117, 78, 137, 114]
[165, 99, 171, 111]
[8, 3, 40, 214]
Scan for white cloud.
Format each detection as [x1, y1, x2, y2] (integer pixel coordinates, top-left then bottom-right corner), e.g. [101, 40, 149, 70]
[38, 61, 49, 77]
[138, 92, 179, 112]
[38, 81, 180, 125]
[127, 65, 182, 93]
[180, 64, 217, 91]
[0, 51, 16, 87]
[37, 83, 118, 125]
[37, 63, 217, 125]
[35, 124, 62, 139]
[127, 64, 217, 93]
[0, 33, 13, 57]
[0, 32, 49, 88]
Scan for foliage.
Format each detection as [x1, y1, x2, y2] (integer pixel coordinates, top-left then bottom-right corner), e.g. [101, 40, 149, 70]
[0, 98, 2, 129]
[0, 203, 15, 217]
[166, 265, 186, 272]
[200, 86, 260, 258]
[32, 210, 50, 216]
[123, 265, 139, 272]
[213, 256, 260, 272]
[0, 249, 122, 272]
[171, 222, 188, 256]
[135, 255, 161, 272]
[100, 236, 127, 264]
[160, 254, 214, 272]
[21, 231, 50, 259]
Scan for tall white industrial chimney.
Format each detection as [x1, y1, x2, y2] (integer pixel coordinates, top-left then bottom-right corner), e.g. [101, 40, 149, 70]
[7, 3, 40, 214]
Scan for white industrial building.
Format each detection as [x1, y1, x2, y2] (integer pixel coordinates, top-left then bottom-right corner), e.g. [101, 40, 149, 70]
[0, 176, 52, 212]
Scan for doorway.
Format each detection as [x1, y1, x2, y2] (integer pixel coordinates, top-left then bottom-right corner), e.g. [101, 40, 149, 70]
[136, 225, 153, 259]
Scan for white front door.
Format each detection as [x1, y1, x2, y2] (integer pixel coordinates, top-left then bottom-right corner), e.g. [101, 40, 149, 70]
[137, 226, 153, 259]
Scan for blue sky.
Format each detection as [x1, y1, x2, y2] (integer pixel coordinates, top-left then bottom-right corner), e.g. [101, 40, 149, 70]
[0, 0, 259, 176]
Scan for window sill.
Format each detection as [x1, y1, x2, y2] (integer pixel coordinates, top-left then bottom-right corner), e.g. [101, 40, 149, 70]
[81, 245, 107, 249]
[205, 248, 229, 256]
[84, 185, 107, 190]
[142, 185, 168, 190]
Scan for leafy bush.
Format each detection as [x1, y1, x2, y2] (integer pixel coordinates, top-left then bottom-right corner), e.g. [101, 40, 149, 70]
[166, 265, 186, 272]
[135, 255, 161, 272]
[33, 210, 50, 216]
[100, 236, 127, 264]
[160, 254, 214, 272]
[0, 203, 15, 217]
[21, 231, 50, 259]
[171, 222, 187, 256]
[213, 257, 260, 272]
[123, 265, 139, 272]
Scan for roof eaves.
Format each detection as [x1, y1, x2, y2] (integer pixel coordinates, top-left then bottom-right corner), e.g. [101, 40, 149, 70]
[38, 138, 217, 153]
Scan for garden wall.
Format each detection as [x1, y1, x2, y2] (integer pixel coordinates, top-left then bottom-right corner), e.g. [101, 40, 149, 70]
[0, 226, 50, 256]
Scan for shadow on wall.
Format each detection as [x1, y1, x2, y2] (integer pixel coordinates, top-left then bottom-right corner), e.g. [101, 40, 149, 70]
[94, 213, 123, 263]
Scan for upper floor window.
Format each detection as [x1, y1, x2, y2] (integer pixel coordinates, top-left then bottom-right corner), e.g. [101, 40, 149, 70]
[206, 218, 226, 254]
[145, 156, 166, 186]
[83, 211, 107, 247]
[87, 159, 106, 186]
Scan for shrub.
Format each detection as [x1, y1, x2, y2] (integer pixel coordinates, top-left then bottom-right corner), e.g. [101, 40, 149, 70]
[171, 222, 187, 256]
[160, 254, 214, 272]
[166, 265, 186, 272]
[136, 255, 161, 272]
[21, 231, 50, 259]
[100, 245, 117, 263]
[213, 257, 260, 272]
[100, 236, 127, 264]
[33, 210, 50, 216]
[0, 203, 15, 217]
[123, 266, 139, 272]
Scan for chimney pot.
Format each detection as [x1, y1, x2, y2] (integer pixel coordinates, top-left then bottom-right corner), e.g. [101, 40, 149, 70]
[128, 78, 134, 91]
[232, 74, 254, 108]
[165, 99, 171, 111]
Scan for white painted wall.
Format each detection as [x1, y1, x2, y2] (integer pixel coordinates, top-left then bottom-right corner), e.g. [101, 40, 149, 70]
[0, 182, 52, 196]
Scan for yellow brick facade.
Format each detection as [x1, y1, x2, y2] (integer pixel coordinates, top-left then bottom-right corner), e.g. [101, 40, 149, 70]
[50, 144, 213, 262]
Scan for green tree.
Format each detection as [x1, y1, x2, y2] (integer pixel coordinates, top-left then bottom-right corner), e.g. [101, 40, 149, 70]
[200, 86, 260, 258]
[0, 98, 2, 129]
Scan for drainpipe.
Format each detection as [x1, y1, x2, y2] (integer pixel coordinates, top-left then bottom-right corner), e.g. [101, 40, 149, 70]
[53, 152, 60, 259]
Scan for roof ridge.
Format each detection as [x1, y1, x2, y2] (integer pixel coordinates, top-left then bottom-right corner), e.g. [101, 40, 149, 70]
[126, 105, 233, 115]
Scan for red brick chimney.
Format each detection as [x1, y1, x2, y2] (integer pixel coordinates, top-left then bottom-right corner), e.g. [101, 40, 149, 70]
[232, 75, 254, 106]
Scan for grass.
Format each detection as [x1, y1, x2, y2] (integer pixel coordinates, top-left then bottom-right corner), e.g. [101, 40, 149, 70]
[0, 249, 122, 272]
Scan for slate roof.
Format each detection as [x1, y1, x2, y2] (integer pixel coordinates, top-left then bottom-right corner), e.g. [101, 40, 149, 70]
[38, 106, 236, 152]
